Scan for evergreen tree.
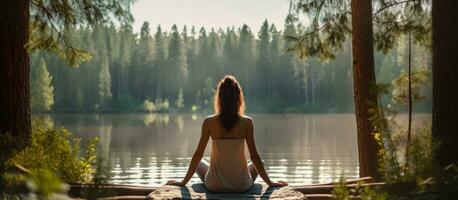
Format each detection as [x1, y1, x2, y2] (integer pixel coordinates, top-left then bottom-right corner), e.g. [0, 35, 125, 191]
[184, 26, 198, 105]
[237, 24, 255, 99]
[222, 27, 238, 75]
[116, 24, 135, 109]
[166, 25, 188, 100]
[193, 28, 210, 92]
[281, 22, 302, 105]
[255, 20, 271, 102]
[132, 22, 155, 100]
[154, 25, 167, 99]
[31, 58, 54, 112]
[208, 28, 222, 79]
[269, 24, 282, 102]
[98, 56, 112, 109]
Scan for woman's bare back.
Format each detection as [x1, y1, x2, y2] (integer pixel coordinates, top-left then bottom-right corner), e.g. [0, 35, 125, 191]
[205, 114, 250, 140]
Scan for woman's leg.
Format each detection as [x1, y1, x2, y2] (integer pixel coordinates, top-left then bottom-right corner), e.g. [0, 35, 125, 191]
[248, 160, 264, 183]
[196, 159, 209, 182]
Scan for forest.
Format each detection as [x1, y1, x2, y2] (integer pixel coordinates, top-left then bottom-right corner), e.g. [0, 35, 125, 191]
[31, 20, 431, 113]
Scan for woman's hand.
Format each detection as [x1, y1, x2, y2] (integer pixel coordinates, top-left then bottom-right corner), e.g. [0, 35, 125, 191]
[166, 180, 185, 187]
[268, 181, 288, 187]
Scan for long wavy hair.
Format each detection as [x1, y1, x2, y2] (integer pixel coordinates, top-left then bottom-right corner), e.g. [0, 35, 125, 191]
[214, 75, 245, 131]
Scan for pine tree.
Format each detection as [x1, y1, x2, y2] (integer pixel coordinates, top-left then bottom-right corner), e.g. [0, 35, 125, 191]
[31, 58, 54, 112]
[184, 26, 198, 105]
[166, 24, 188, 100]
[132, 21, 155, 100]
[237, 24, 255, 98]
[281, 22, 301, 105]
[118, 24, 135, 99]
[269, 24, 282, 102]
[153, 25, 167, 99]
[208, 28, 222, 79]
[98, 56, 112, 109]
[255, 20, 271, 101]
[222, 27, 238, 75]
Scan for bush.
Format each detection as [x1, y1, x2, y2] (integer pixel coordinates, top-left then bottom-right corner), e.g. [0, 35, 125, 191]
[155, 98, 170, 112]
[25, 168, 70, 199]
[142, 100, 156, 112]
[332, 177, 387, 200]
[5, 127, 98, 183]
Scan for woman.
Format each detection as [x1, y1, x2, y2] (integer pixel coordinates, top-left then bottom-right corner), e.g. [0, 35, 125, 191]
[166, 75, 288, 192]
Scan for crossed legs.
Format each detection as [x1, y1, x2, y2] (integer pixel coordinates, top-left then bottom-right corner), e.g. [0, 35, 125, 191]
[196, 159, 260, 183]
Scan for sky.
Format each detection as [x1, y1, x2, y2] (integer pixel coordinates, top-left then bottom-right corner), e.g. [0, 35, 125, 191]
[131, 0, 292, 33]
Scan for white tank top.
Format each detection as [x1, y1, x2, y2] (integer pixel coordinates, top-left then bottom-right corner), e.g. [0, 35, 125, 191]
[204, 139, 253, 192]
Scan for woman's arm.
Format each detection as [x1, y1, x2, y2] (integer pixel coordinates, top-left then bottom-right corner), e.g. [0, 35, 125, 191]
[245, 117, 288, 187]
[167, 118, 210, 186]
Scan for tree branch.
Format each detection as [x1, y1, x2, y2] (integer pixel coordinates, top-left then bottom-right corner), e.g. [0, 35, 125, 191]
[373, 0, 418, 16]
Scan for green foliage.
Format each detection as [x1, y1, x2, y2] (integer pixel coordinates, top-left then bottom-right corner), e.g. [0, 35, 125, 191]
[287, 0, 431, 60]
[165, 25, 188, 100]
[196, 77, 216, 110]
[32, 19, 431, 113]
[0, 134, 19, 173]
[25, 169, 70, 199]
[332, 178, 387, 200]
[27, 0, 135, 66]
[367, 60, 437, 197]
[155, 99, 170, 112]
[6, 127, 98, 183]
[332, 178, 351, 199]
[392, 69, 430, 105]
[0, 163, 72, 199]
[175, 88, 185, 110]
[370, 93, 433, 186]
[142, 100, 156, 112]
[31, 58, 54, 112]
[81, 157, 112, 199]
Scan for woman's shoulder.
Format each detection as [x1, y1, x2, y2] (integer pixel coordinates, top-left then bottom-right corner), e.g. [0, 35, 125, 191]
[203, 114, 253, 124]
[203, 114, 218, 124]
[204, 114, 218, 120]
[240, 115, 253, 124]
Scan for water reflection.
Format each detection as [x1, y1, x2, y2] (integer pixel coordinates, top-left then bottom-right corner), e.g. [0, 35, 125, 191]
[44, 113, 364, 186]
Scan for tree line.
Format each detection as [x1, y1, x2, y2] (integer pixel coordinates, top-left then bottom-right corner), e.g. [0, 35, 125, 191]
[30, 20, 430, 113]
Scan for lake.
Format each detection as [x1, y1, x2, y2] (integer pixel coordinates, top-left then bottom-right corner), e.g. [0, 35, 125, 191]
[45, 113, 362, 186]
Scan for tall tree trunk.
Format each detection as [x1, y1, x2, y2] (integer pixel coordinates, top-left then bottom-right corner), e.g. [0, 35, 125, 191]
[405, 32, 413, 171]
[351, 0, 380, 179]
[432, 0, 458, 168]
[0, 0, 31, 146]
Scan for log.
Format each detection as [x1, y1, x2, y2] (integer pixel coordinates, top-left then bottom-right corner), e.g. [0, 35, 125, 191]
[305, 194, 361, 200]
[305, 194, 334, 200]
[295, 177, 374, 187]
[98, 196, 148, 200]
[293, 182, 385, 194]
[68, 183, 155, 198]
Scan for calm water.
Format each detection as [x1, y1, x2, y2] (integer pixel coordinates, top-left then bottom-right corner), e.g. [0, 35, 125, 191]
[47, 113, 361, 186]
